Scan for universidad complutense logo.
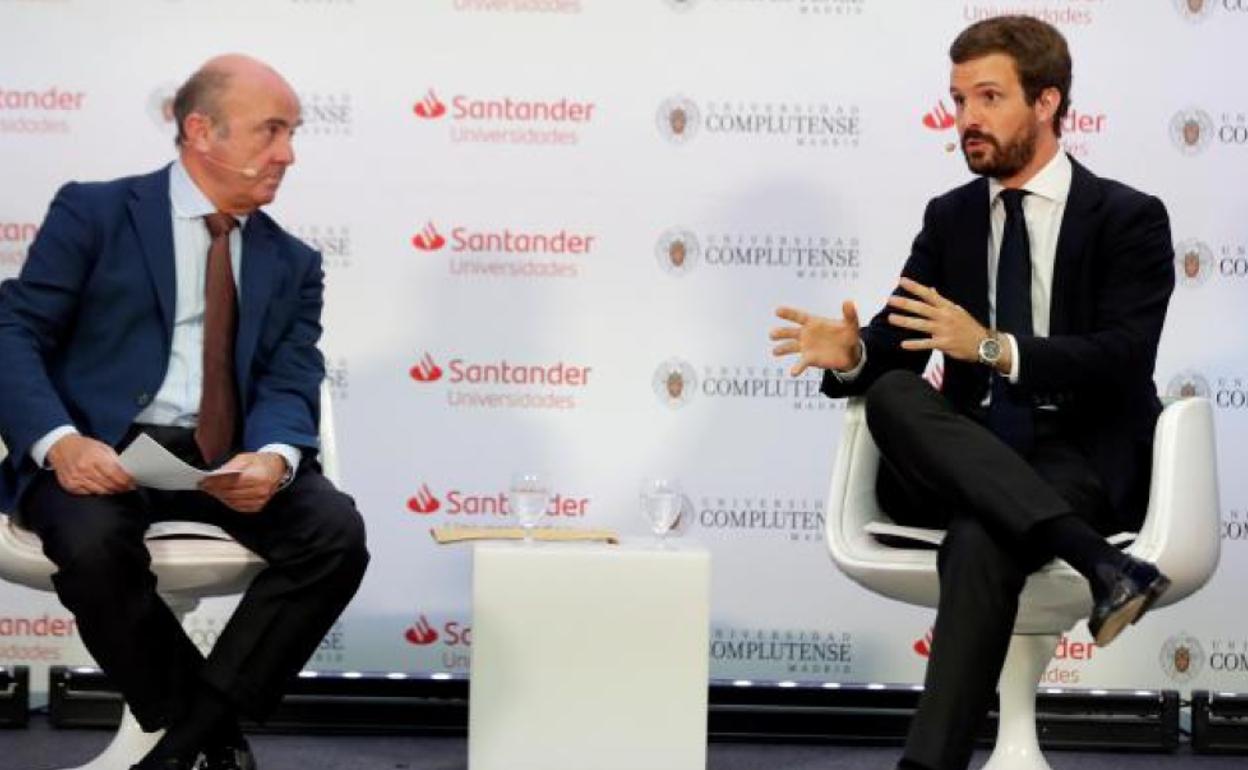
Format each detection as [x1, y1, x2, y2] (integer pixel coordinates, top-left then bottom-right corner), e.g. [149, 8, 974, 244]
[1166, 370, 1211, 400]
[146, 82, 177, 133]
[1175, 238, 1215, 287]
[1160, 632, 1206, 683]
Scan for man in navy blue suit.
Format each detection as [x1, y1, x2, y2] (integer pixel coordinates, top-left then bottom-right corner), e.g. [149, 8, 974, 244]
[0, 55, 369, 770]
[772, 16, 1173, 770]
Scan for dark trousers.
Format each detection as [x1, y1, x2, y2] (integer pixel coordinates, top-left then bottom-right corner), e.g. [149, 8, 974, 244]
[863, 371, 1112, 770]
[18, 426, 370, 732]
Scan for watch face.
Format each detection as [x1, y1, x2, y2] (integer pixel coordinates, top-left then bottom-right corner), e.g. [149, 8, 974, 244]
[979, 338, 1001, 361]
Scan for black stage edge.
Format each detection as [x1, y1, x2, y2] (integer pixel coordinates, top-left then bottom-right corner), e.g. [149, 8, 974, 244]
[1193, 690, 1248, 754]
[46, 668, 1181, 751]
[0, 666, 30, 727]
[709, 681, 1179, 751]
[48, 668, 468, 735]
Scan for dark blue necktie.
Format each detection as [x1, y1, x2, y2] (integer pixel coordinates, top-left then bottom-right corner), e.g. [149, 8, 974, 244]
[989, 188, 1034, 454]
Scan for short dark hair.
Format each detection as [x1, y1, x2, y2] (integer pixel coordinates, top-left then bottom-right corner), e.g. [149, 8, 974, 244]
[950, 15, 1071, 137]
[171, 66, 232, 147]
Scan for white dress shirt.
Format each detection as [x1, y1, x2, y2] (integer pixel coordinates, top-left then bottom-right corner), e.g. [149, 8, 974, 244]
[834, 150, 1072, 387]
[989, 148, 1072, 379]
[32, 160, 300, 473]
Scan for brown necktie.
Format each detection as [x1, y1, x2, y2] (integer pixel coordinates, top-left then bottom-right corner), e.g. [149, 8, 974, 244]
[196, 213, 240, 466]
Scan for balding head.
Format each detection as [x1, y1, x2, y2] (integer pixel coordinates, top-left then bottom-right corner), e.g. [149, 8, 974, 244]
[175, 54, 302, 214]
[172, 54, 296, 147]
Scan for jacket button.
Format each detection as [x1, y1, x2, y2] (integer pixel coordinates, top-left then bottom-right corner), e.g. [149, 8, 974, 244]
[136, 393, 151, 406]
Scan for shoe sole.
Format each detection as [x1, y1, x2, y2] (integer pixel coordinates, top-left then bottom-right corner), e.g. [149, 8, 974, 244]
[1093, 574, 1172, 648]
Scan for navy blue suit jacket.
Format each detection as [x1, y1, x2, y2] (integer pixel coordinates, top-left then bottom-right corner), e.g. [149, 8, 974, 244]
[821, 158, 1175, 532]
[0, 165, 325, 511]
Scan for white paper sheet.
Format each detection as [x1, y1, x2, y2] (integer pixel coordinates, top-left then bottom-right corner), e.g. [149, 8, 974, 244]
[118, 433, 241, 491]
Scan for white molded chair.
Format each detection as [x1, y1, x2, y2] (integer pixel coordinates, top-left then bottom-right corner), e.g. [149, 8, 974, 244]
[825, 396, 1220, 770]
[0, 383, 338, 770]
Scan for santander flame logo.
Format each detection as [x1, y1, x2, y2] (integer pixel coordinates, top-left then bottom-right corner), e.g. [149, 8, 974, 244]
[413, 89, 447, 119]
[405, 615, 439, 646]
[409, 353, 444, 382]
[411, 221, 446, 251]
[922, 100, 956, 131]
[914, 628, 934, 658]
[407, 483, 441, 515]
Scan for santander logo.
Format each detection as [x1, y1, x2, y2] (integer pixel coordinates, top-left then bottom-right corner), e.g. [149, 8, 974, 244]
[409, 353, 593, 387]
[412, 222, 447, 251]
[913, 627, 1097, 663]
[412, 87, 596, 123]
[409, 353, 444, 382]
[407, 484, 441, 515]
[413, 89, 447, 119]
[922, 100, 956, 131]
[412, 221, 596, 255]
[914, 628, 934, 658]
[405, 615, 439, 646]
[0, 222, 38, 243]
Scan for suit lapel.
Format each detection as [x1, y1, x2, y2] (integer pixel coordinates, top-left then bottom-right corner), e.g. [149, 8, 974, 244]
[956, 178, 991, 327]
[127, 167, 176, 338]
[1050, 158, 1103, 334]
[236, 216, 276, 386]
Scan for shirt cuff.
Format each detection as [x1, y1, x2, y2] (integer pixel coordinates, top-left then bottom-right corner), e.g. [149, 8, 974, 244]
[258, 443, 302, 486]
[32, 425, 79, 469]
[1005, 333, 1021, 384]
[831, 340, 867, 382]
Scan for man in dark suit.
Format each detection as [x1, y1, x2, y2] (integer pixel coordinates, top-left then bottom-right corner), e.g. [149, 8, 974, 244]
[0, 55, 369, 770]
[771, 17, 1173, 770]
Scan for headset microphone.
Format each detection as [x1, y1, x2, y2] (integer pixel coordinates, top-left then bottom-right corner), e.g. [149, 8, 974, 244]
[203, 153, 259, 179]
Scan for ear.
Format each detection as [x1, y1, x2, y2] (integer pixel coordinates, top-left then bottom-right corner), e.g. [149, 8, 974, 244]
[183, 112, 214, 153]
[1035, 87, 1061, 125]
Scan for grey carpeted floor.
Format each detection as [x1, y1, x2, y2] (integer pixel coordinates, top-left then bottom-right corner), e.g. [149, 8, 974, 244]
[3, 716, 1247, 769]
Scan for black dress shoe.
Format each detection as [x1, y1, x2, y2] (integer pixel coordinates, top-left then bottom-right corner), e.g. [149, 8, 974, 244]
[198, 740, 257, 770]
[1088, 556, 1171, 647]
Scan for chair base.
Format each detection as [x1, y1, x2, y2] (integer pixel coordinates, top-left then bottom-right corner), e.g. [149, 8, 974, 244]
[57, 707, 162, 770]
[49, 595, 197, 770]
[982, 633, 1058, 770]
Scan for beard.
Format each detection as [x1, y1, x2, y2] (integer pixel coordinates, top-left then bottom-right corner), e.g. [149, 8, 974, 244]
[960, 120, 1038, 180]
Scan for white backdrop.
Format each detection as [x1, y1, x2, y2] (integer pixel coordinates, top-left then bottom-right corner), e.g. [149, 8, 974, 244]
[1, 0, 1246, 703]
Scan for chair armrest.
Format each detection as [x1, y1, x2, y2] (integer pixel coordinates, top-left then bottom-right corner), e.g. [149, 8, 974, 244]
[1131, 397, 1220, 605]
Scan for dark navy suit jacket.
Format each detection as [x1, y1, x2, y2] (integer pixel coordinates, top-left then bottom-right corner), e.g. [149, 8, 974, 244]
[0, 165, 325, 511]
[821, 158, 1175, 533]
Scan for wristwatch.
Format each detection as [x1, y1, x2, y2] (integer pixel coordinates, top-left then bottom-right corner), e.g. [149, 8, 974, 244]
[977, 333, 1002, 367]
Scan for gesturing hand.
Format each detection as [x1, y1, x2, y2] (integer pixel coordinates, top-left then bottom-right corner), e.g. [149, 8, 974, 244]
[47, 434, 135, 496]
[770, 300, 862, 377]
[886, 277, 989, 363]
